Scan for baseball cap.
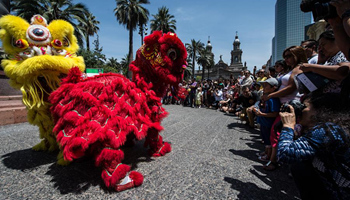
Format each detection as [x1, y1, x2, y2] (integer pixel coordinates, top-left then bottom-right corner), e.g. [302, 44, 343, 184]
[259, 78, 278, 87]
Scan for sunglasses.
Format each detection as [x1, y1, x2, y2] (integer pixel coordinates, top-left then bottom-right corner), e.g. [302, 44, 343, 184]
[284, 54, 293, 59]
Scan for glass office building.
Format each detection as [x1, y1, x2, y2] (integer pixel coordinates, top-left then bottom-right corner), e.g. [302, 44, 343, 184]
[272, 0, 312, 63]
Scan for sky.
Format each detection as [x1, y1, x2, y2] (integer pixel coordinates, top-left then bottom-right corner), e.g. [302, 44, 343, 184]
[73, 0, 276, 72]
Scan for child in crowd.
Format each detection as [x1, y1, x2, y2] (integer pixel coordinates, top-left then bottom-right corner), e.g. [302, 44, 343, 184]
[253, 78, 280, 167]
[195, 87, 203, 108]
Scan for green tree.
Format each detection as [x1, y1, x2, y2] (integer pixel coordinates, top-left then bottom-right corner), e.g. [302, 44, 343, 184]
[78, 36, 106, 69]
[105, 57, 121, 73]
[186, 39, 204, 79]
[120, 54, 131, 76]
[150, 6, 176, 33]
[114, 0, 149, 78]
[183, 57, 192, 80]
[11, 0, 90, 46]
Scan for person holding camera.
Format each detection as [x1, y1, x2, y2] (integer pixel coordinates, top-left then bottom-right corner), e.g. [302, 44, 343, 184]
[278, 93, 350, 199]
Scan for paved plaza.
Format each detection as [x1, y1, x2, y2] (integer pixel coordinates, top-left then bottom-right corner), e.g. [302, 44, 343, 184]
[0, 105, 300, 199]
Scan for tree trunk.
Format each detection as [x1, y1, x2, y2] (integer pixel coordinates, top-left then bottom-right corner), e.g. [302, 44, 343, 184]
[140, 24, 144, 46]
[192, 49, 196, 80]
[127, 22, 134, 79]
[208, 67, 210, 80]
[202, 64, 205, 81]
[86, 35, 90, 51]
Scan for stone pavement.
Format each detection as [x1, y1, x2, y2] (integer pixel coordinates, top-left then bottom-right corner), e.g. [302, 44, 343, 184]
[0, 105, 300, 200]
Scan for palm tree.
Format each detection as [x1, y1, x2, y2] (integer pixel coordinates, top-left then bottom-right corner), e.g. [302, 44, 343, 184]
[197, 49, 211, 81]
[106, 57, 119, 69]
[120, 53, 131, 76]
[150, 6, 176, 33]
[186, 39, 204, 79]
[114, 0, 150, 78]
[79, 12, 100, 51]
[11, 0, 90, 47]
[11, 0, 44, 20]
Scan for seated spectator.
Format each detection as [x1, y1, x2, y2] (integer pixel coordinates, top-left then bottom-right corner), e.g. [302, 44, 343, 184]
[232, 85, 259, 125]
[278, 93, 350, 199]
[218, 93, 232, 112]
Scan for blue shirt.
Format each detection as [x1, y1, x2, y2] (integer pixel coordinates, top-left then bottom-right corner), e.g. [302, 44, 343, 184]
[256, 97, 280, 127]
[278, 123, 350, 199]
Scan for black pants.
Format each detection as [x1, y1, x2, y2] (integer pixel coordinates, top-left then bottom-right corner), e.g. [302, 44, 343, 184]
[290, 161, 331, 200]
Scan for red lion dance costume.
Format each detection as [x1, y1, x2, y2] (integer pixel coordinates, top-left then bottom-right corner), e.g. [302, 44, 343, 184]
[50, 31, 187, 191]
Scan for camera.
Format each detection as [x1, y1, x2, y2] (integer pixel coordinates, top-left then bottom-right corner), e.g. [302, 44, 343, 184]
[300, 0, 338, 21]
[281, 99, 306, 118]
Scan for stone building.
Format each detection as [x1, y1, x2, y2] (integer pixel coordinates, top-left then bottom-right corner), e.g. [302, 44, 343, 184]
[196, 32, 247, 80]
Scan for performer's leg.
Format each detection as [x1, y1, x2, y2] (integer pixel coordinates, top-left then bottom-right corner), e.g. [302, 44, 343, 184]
[95, 148, 143, 191]
[32, 119, 58, 152]
[30, 106, 58, 152]
[145, 128, 171, 157]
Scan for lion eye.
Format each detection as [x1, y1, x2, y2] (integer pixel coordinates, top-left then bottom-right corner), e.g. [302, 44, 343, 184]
[63, 37, 70, 47]
[167, 48, 177, 60]
[12, 38, 28, 49]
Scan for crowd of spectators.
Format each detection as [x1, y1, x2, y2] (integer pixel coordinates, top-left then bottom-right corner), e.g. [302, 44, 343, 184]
[163, 1, 350, 198]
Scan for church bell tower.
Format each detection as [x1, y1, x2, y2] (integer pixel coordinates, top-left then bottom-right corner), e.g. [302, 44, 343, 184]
[230, 32, 243, 65]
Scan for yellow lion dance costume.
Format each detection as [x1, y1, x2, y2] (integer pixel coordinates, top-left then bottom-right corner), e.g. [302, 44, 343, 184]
[0, 15, 84, 163]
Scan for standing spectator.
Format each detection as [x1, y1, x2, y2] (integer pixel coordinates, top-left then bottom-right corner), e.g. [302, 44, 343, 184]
[301, 39, 319, 64]
[195, 87, 203, 108]
[238, 70, 245, 84]
[189, 78, 197, 108]
[263, 46, 306, 104]
[268, 66, 277, 78]
[240, 70, 254, 92]
[318, 30, 348, 66]
[300, 30, 349, 94]
[254, 78, 280, 166]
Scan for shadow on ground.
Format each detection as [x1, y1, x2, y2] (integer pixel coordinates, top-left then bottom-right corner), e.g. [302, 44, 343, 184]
[1, 140, 154, 194]
[224, 175, 300, 200]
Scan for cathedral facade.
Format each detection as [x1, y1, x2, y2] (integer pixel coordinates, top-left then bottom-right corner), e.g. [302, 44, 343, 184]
[195, 33, 247, 80]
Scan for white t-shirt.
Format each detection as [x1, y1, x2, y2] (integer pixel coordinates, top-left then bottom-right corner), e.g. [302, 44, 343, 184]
[278, 71, 300, 104]
[215, 89, 223, 101]
[308, 54, 318, 64]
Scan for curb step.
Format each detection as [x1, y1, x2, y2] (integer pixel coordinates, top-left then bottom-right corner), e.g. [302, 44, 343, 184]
[0, 95, 27, 126]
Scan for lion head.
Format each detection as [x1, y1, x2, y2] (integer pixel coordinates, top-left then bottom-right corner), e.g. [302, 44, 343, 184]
[130, 31, 187, 97]
[0, 15, 85, 108]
